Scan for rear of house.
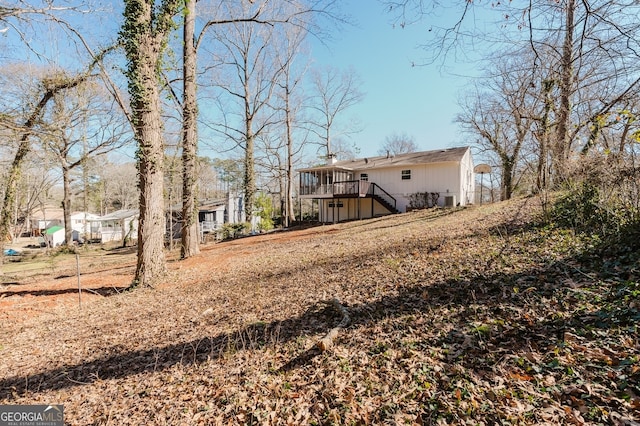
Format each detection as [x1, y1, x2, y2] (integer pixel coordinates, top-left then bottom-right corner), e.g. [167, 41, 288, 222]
[298, 146, 474, 223]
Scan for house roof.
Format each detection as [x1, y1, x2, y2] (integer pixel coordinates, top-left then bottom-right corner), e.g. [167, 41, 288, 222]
[70, 212, 101, 220]
[98, 209, 139, 221]
[30, 207, 64, 221]
[166, 198, 227, 213]
[298, 146, 470, 172]
[199, 202, 226, 212]
[45, 225, 64, 234]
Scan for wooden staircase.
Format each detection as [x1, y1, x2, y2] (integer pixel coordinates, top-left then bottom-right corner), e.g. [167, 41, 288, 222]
[371, 193, 401, 214]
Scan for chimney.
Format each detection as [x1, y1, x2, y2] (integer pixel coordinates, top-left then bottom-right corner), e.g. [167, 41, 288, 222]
[328, 152, 338, 165]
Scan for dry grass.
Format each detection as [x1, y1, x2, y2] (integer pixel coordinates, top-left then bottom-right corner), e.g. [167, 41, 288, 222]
[1, 196, 638, 425]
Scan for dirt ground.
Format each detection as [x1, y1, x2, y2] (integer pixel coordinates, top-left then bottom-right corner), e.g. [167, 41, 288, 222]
[0, 225, 335, 323]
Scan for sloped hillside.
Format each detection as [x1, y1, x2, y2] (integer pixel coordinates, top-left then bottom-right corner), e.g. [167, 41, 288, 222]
[1, 196, 639, 425]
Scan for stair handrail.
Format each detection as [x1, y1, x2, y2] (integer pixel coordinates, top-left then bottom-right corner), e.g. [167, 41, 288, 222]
[369, 183, 396, 210]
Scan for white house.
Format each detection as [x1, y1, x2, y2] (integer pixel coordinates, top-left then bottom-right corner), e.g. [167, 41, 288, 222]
[70, 212, 101, 240]
[97, 209, 139, 244]
[29, 209, 97, 242]
[298, 146, 475, 223]
[197, 201, 228, 233]
[166, 192, 246, 240]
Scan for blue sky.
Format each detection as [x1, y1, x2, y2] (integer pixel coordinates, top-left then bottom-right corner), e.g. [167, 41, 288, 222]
[1, 1, 480, 162]
[310, 1, 476, 158]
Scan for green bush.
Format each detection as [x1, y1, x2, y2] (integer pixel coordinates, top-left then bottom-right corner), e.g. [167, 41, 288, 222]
[551, 181, 635, 237]
[254, 192, 274, 232]
[221, 222, 250, 240]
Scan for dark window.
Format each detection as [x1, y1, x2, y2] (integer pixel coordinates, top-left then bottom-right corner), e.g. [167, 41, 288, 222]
[360, 173, 368, 181]
[401, 170, 411, 180]
[328, 202, 344, 208]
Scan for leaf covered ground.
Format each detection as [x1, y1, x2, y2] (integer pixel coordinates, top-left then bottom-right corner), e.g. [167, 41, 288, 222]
[1, 196, 639, 425]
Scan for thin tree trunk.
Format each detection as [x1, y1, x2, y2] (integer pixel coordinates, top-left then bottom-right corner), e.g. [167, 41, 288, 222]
[181, 0, 200, 258]
[244, 131, 255, 224]
[243, 66, 255, 225]
[554, 0, 575, 183]
[285, 87, 296, 227]
[537, 79, 554, 192]
[62, 165, 73, 245]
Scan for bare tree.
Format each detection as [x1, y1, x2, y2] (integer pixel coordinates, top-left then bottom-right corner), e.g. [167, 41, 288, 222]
[270, 23, 309, 227]
[378, 132, 419, 156]
[457, 49, 542, 200]
[41, 79, 130, 245]
[208, 11, 285, 223]
[308, 65, 364, 160]
[179, 0, 339, 251]
[385, 0, 640, 189]
[92, 161, 138, 214]
[0, 68, 96, 264]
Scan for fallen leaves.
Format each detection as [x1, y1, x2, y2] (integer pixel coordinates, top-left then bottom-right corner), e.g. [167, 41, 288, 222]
[1, 196, 639, 424]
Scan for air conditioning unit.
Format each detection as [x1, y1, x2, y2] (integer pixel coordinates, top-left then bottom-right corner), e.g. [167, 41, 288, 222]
[444, 195, 456, 208]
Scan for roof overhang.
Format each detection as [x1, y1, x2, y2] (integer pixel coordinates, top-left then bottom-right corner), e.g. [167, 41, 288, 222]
[297, 165, 355, 173]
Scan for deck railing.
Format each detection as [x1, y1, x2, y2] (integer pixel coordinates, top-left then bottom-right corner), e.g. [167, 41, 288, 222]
[333, 180, 370, 197]
[200, 221, 220, 233]
[331, 180, 397, 211]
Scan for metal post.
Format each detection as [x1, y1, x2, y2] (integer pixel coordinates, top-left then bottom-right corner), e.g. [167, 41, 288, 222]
[76, 253, 81, 308]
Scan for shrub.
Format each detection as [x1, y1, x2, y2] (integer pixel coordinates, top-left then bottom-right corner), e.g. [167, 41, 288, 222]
[551, 180, 636, 237]
[221, 222, 250, 240]
[408, 192, 440, 210]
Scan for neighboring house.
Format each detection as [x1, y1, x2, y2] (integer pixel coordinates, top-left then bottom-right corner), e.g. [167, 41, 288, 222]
[198, 201, 228, 233]
[97, 209, 139, 244]
[70, 212, 101, 238]
[29, 207, 64, 235]
[28, 208, 99, 241]
[166, 193, 245, 240]
[298, 146, 475, 223]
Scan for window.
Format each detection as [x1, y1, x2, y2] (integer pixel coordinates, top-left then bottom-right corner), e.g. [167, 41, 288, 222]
[360, 173, 368, 181]
[401, 170, 411, 180]
[328, 202, 344, 208]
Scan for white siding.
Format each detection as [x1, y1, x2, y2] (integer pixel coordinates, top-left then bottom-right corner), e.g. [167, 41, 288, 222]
[364, 163, 463, 211]
[459, 148, 475, 205]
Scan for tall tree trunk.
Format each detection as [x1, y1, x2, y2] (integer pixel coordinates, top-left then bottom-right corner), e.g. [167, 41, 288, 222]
[122, 0, 180, 287]
[554, 0, 575, 184]
[243, 65, 255, 225]
[135, 98, 167, 286]
[181, 0, 200, 258]
[537, 79, 554, 192]
[285, 87, 295, 228]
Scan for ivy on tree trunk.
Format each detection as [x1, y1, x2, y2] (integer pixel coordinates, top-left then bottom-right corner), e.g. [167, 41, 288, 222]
[181, 0, 200, 259]
[121, 0, 181, 287]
